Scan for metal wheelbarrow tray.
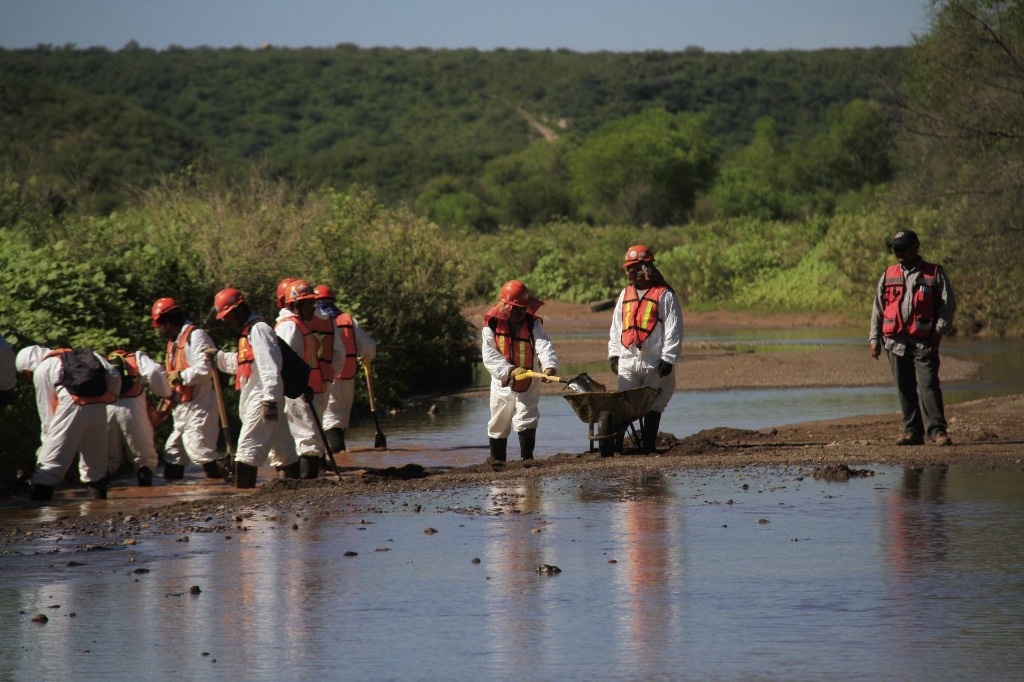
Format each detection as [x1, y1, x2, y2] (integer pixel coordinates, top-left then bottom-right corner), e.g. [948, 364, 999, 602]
[562, 386, 659, 456]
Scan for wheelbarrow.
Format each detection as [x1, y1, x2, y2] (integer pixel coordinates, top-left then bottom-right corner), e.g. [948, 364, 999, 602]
[561, 386, 659, 457]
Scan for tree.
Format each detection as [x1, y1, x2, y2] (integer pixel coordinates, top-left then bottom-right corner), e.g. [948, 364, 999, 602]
[568, 109, 719, 226]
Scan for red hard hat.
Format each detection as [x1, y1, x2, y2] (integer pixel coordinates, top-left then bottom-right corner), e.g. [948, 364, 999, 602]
[285, 279, 316, 305]
[214, 288, 245, 320]
[276, 278, 296, 308]
[313, 284, 335, 301]
[151, 297, 182, 327]
[499, 279, 542, 311]
[622, 244, 654, 268]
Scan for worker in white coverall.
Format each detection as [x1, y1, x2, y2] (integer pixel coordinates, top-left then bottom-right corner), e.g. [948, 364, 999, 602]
[16, 345, 121, 501]
[151, 298, 225, 480]
[314, 284, 377, 454]
[0, 332, 16, 409]
[482, 280, 558, 463]
[105, 349, 172, 486]
[608, 244, 683, 454]
[208, 287, 298, 489]
[275, 279, 347, 478]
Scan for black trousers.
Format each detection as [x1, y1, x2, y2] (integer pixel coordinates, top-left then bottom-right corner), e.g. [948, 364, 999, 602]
[886, 344, 947, 439]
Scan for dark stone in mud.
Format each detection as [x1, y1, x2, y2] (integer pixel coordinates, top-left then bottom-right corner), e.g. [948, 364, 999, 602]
[537, 564, 562, 574]
[811, 464, 876, 481]
[190, 585, 201, 595]
[361, 463, 429, 482]
[31, 613, 48, 623]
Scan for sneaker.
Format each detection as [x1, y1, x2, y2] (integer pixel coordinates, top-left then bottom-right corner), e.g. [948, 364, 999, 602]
[896, 433, 925, 446]
[933, 433, 953, 447]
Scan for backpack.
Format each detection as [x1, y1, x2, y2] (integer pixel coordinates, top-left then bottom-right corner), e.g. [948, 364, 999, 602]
[57, 347, 108, 398]
[276, 335, 311, 400]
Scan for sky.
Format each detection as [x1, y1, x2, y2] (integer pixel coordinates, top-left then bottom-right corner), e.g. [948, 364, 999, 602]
[1, 0, 931, 53]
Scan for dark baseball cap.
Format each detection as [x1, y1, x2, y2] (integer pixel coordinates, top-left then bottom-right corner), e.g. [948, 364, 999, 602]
[890, 230, 919, 251]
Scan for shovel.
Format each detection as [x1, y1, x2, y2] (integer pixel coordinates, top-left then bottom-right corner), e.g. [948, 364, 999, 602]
[362, 362, 387, 449]
[520, 370, 606, 393]
[207, 356, 235, 483]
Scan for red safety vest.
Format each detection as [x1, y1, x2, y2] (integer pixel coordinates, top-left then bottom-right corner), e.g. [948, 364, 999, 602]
[621, 284, 667, 348]
[881, 262, 939, 340]
[165, 325, 197, 402]
[42, 348, 118, 406]
[492, 317, 535, 392]
[308, 313, 337, 385]
[236, 318, 261, 391]
[276, 314, 326, 394]
[108, 350, 144, 398]
[333, 312, 359, 380]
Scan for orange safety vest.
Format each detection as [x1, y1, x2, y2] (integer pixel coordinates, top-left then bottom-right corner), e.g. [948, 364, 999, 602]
[42, 348, 118, 406]
[276, 314, 326, 394]
[881, 262, 939, 340]
[108, 350, 144, 398]
[621, 284, 667, 349]
[333, 312, 359, 380]
[165, 325, 197, 402]
[236, 318, 262, 390]
[307, 313, 337, 385]
[492, 317, 535, 392]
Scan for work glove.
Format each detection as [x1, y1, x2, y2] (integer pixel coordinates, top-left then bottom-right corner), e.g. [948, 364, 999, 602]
[167, 369, 182, 385]
[870, 341, 881, 359]
[201, 346, 219, 360]
[508, 366, 528, 381]
[609, 357, 619, 374]
[262, 400, 279, 422]
[543, 367, 555, 376]
[658, 360, 673, 377]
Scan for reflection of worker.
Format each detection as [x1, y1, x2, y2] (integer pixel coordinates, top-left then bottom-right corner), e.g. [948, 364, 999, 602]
[314, 284, 377, 454]
[209, 288, 298, 489]
[482, 280, 558, 463]
[16, 345, 120, 501]
[151, 297, 224, 479]
[608, 245, 683, 453]
[105, 349, 172, 486]
[869, 230, 956, 447]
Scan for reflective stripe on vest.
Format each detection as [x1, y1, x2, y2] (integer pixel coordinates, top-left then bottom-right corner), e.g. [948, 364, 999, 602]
[621, 285, 666, 348]
[493, 317, 535, 392]
[166, 325, 196, 402]
[236, 320, 257, 391]
[881, 262, 939, 340]
[334, 312, 359, 380]
[109, 349, 144, 398]
[308, 313, 337, 385]
[276, 314, 326, 394]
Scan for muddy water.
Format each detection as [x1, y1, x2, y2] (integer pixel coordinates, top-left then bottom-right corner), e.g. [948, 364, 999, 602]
[2, 466, 1023, 680]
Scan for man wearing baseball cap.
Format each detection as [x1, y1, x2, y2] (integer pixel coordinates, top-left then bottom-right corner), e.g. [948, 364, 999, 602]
[869, 230, 957, 446]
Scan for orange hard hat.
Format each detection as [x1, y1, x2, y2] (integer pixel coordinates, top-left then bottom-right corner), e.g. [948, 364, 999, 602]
[285, 279, 316, 305]
[150, 297, 182, 327]
[499, 279, 543, 311]
[313, 284, 335, 301]
[214, 288, 246, 320]
[276, 277, 296, 308]
[622, 244, 654, 268]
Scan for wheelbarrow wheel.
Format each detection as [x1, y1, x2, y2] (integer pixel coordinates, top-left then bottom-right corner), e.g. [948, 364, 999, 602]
[597, 411, 616, 457]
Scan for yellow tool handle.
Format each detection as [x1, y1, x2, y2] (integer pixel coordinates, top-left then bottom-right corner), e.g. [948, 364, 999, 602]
[520, 369, 561, 382]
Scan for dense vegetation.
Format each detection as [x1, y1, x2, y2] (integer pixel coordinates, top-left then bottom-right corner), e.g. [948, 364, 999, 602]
[2, 0, 1023, 473]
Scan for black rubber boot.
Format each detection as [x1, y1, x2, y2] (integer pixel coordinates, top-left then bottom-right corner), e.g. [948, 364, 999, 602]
[300, 455, 321, 480]
[277, 461, 301, 479]
[202, 460, 225, 479]
[641, 410, 662, 454]
[88, 477, 109, 500]
[518, 428, 537, 460]
[235, 462, 258, 489]
[137, 466, 154, 487]
[29, 484, 54, 501]
[488, 437, 507, 463]
[163, 463, 185, 480]
[326, 427, 346, 454]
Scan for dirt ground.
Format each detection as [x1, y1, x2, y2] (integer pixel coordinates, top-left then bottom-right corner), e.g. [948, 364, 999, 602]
[2, 303, 1021, 540]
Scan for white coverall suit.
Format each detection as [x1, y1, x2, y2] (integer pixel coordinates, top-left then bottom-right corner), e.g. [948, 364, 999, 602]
[214, 314, 297, 468]
[322, 313, 376, 432]
[608, 286, 683, 414]
[482, 317, 558, 439]
[165, 323, 221, 467]
[275, 308, 348, 457]
[17, 345, 121, 487]
[106, 350, 172, 475]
